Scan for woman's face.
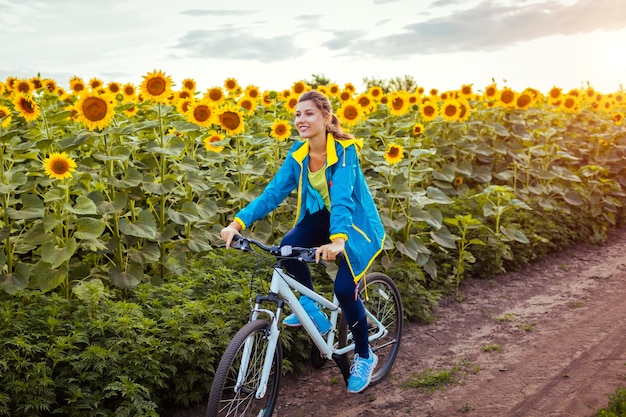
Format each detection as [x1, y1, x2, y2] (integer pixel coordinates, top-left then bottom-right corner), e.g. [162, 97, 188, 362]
[295, 100, 327, 141]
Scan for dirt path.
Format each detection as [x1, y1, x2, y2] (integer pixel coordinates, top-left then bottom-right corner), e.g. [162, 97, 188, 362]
[272, 228, 626, 417]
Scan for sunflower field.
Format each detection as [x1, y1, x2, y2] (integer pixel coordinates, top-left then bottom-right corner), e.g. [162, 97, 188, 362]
[0, 70, 626, 414]
[1, 71, 625, 298]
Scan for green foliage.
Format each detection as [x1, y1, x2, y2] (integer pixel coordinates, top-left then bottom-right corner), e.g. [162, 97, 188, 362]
[597, 387, 626, 417]
[0, 249, 262, 416]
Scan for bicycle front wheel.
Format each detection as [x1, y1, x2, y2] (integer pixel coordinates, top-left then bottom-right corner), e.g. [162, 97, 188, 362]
[206, 320, 282, 417]
[338, 272, 403, 385]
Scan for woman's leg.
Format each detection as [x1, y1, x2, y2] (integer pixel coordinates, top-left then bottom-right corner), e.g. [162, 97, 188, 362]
[280, 209, 330, 289]
[334, 259, 369, 358]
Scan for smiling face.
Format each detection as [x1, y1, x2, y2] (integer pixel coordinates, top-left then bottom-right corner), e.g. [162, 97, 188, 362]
[295, 99, 329, 142]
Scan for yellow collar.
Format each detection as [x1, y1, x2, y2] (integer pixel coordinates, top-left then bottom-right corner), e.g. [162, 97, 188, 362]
[292, 133, 362, 166]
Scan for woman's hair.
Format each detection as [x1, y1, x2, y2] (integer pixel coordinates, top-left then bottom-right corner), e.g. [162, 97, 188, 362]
[297, 91, 354, 140]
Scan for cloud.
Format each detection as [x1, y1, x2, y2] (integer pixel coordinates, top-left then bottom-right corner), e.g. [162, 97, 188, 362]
[174, 30, 304, 62]
[179, 9, 258, 17]
[327, 0, 626, 57]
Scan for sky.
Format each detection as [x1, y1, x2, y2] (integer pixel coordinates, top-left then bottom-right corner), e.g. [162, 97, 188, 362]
[1, 0, 626, 95]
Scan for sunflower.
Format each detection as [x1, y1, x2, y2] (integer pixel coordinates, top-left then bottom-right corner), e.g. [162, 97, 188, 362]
[13, 93, 39, 122]
[237, 96, 257, 113]
[107, 82, 121, 95]
[453, 176, 464, 187]
[291, 80, 308, 95]
[367, 86, 384, 101]
[217, 106, 245, 135]
[613, 112, 624, 126]
[89, 77, 103, 90]
[244, 85, 261, 100]
[548, 86, 562, 103]
[338, 89, 352, 103]
[483, 83, 498, 100]
[176, 98, 194, 115]
[316, 85, 329, 95]
[388, 91, 410, 116]
[0, 104, 12, 128]
[223, 77, 240, 95]
[74, 91, 115, 130]
[261, 90, 276, 107]
[140, 69, 173, 103]
[336, 101, 363, 126]
[285, 96, 299, 114]
[203, 131, 226, 153]
[497, 88, 516, 107]
[270, 119, 292, 141]
[343, 83, 356, 93]
[460, 84, 473, 98]
[440, 99, 461, 122]
[187, 100, 216, 127]
[123, 105, 138, 117]
[205, 87, 225, 105]
[69, 76, 86, 94]
[457, 100, 470, 122]
[121, 83, 136, 99]
[429, 88, 439, 97]
[384, 143, 403, 165]
[356, 93, 374, 114]
[327, 84, 340, 97]
[175, 90, 193, 101]
[516, 92, 533, 110]
[411, 123, 424, 136]
[43, 152, 77, 180]
[16, 79, 34, 94]
[419, 102, 438, 121]
[181, 78, 197, 92]
[560, 95, 580, 113]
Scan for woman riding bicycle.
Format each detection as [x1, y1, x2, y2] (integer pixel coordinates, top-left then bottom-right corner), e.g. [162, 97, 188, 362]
[220, 90, 386, 394]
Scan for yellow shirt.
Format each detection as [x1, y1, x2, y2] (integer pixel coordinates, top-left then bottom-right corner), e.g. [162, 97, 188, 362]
[308, 164, 330, 211]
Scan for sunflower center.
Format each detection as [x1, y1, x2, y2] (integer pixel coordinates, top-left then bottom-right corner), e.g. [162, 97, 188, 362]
[146, 77, 166, 96]
[241, 100, 253, 111]
[501, 91, 515, 104]
[83, 97, 108, 121]
[445, 104, 457, 117]
[389, 147, 400, 157]
[220, 111, 241, 130]
[21, 99, 35, 114]
[209, 89, 223, 101]
[424, 105, 435, 116]
[194, 105, 211, 122]
[344, 106, 359, 120]
[52, 159, 70, 175]
[275, 124, 287, 135]
[0, 110, 7, 118]
[517, 95, 531, 108]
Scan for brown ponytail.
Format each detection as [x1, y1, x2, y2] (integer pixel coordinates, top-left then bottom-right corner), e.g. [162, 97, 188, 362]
[297, 91, 354, 140]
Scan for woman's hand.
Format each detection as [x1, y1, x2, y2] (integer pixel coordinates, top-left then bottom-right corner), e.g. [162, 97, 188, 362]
[315, 238, 345, 262]
[220, 222, 242, 248]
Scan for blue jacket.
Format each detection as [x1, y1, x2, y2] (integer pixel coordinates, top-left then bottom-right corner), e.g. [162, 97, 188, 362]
[234, 133, 385, 281]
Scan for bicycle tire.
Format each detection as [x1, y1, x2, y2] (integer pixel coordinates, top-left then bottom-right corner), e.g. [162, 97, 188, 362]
[206, 320, 282, 417]
[338, 272, 403, 385]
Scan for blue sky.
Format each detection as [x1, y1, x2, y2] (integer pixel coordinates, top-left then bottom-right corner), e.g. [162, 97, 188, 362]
[1, 0, 625, 94]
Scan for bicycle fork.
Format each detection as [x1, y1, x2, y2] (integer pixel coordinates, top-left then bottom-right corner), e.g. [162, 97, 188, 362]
[235, 294, 284, 400]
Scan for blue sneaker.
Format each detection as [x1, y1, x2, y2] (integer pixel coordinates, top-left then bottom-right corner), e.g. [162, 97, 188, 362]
[282, 296, 331, 335]
[347, 349, 378, 393]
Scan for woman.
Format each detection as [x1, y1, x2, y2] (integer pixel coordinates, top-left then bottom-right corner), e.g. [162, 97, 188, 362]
[220, 90, 385, 393]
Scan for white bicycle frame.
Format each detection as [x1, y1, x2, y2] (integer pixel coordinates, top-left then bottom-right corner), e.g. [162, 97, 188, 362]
[236, 265, 388, 399]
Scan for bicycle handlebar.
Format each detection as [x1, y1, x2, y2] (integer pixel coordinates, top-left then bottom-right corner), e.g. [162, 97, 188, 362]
[231, 235, 322, 264]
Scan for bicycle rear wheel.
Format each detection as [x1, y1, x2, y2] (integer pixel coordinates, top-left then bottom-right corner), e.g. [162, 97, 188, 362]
[338, 272, 403, 385]
[206, 320, 282, 417]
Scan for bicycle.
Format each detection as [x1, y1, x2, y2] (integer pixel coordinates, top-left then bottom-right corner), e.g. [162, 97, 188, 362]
[206, 235, 403, 417]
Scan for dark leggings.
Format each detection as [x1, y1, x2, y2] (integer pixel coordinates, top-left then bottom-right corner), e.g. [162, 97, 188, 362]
[281, 209, 369, 358]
